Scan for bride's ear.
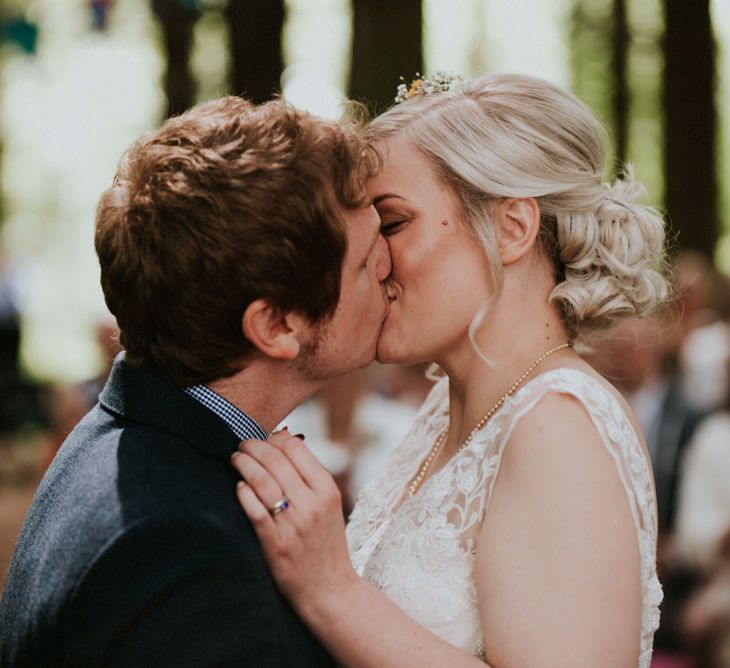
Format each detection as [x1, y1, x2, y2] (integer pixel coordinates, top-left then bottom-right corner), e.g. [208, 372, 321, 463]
[495, 198, 541, 266]
[242, 300, 309, 360]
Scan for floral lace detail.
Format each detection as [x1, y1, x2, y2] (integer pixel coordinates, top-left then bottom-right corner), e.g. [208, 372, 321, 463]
[347, 368, 662, 665]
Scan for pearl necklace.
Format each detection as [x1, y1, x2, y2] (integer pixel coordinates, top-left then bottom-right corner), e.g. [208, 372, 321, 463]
[406, 341, 574, 498]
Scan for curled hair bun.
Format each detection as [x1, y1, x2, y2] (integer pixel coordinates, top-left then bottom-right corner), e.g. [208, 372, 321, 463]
[551, 165, 669, 340]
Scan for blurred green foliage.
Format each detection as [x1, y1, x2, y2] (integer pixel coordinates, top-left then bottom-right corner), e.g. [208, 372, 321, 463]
[0, 0, 727, 380]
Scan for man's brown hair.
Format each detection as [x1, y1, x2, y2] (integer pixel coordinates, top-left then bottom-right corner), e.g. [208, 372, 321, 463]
[95, 96, 377, 386]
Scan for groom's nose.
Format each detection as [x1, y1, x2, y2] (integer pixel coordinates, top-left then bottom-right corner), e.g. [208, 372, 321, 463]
[375, 234, 391, 282]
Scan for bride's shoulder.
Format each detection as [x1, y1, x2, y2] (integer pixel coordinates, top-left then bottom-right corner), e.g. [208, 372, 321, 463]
[516, 364, 640, 432]
[491, 369, 644, 523]
[502, 363, 646, 471]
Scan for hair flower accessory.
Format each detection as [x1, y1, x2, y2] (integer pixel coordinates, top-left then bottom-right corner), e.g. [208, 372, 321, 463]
[395, 71, 464, 103]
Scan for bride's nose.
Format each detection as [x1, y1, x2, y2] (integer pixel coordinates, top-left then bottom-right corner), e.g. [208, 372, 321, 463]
[375, 235, 392, 282]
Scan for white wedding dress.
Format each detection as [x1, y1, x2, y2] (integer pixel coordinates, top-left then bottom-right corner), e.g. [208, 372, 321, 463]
[346, 368, 663, 667]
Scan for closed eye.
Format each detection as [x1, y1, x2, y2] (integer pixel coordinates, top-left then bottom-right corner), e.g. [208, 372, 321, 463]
[380, 220, 407, 236]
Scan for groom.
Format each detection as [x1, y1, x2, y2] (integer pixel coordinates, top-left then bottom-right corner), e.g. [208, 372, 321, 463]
[0, 97, 390, 666]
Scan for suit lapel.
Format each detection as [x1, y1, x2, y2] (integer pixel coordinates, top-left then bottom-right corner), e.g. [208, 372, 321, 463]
[99, 355, 242, 461]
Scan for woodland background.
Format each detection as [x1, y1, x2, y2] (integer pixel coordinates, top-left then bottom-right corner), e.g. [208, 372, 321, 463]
[0, 0, 726, 382]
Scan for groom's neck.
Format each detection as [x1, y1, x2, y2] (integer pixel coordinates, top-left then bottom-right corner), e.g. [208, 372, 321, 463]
[206, 359, 321, 435]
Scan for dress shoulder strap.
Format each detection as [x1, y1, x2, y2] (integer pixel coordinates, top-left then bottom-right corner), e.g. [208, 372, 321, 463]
[482, 367, 657, 538]
[489, 367, 663, 662]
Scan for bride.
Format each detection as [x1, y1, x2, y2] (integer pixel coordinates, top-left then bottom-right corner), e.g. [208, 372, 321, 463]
[230, 73, 666, 667]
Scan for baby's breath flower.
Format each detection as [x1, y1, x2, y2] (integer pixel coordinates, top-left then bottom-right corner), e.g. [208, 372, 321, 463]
[394, 71, 464, 104]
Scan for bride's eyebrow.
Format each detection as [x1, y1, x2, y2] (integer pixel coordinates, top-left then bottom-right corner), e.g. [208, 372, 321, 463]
[372, 193, 408, 205]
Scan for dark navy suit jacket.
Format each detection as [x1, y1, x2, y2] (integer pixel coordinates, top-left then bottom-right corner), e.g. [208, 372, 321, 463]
[650, 381, 707, 533]
[0, 356, 335, 667]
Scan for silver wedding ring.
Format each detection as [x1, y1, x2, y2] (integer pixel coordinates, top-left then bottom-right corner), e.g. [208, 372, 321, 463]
[269, 497, 290, 516]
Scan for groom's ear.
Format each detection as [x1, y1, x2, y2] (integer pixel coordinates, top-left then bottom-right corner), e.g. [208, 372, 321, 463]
[242, 299, 309, 360]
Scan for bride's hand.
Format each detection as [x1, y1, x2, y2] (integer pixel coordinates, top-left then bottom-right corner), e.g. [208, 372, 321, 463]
[231, 429, 359, 609]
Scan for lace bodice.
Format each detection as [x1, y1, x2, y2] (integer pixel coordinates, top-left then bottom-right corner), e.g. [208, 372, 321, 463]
[346, 368, 663, 667]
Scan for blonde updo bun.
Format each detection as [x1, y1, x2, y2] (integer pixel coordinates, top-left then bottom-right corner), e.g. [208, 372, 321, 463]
[551, 166, 668, 340]
[368, 73, 669, 342]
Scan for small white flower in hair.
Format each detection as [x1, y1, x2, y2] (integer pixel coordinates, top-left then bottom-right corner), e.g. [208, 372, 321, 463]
[394, 71, 464, 103]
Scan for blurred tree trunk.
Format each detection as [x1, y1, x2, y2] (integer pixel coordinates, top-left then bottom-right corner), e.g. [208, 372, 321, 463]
[662, 0, 717, 257]
[225, 0, 285, 103]
[0, 138, 4, 226]
[153, 0, 201, 118]
[349, 0, 422, 115]
[569, 1, 615, 162]
[611, 0, 628, 170]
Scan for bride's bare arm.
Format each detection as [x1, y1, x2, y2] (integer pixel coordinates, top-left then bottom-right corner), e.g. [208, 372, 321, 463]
[474, 392, 642, 668]
[231, 431, 489, 668]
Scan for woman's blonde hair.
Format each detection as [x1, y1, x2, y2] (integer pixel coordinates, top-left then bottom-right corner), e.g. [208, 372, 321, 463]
[367, 73, 669, 344]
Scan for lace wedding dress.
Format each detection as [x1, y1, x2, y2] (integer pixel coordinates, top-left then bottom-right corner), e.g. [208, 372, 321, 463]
[347, 368, 663, 667]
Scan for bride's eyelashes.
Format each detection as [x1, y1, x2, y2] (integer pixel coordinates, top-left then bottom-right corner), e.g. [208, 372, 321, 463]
[379, 211, 414, 236]
[380, 220, 406, 236]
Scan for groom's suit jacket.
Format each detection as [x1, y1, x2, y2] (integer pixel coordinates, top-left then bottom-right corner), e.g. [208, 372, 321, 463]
[0, 356, 336, 667]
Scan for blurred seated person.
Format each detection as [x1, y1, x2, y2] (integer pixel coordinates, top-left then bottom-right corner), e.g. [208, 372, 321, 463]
[80, 314, 122, 403]
[0, 254, 47, 439]
[680, 555, 730, 668]
[379, 361, 436, 410]
[588, 314, 706, 535]
[44, 315, 121, 469]
[588, 313, 707, 658]
[675, 367, 730, 574]
[281, 366, 431, 514]
[671, 356, 730, 667]
[678, 257, 730, 412]
[673, 251, 723, 337]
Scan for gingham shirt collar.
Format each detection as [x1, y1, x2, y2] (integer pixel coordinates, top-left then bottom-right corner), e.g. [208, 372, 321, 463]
[184, 385, 268, 442]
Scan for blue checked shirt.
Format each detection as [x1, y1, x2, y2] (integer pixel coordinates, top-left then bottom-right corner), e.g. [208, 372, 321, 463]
[184, 385, 268, 442]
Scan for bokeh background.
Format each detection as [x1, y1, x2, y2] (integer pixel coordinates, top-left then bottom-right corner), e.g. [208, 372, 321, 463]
[0, 0, 727, 384]
[1, 1, 730, 666]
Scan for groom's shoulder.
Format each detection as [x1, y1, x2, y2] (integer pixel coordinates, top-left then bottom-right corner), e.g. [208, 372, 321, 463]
[41, 397, 246, 543]
[0, 402, 277, 666]
[5, 399, 246, 573]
